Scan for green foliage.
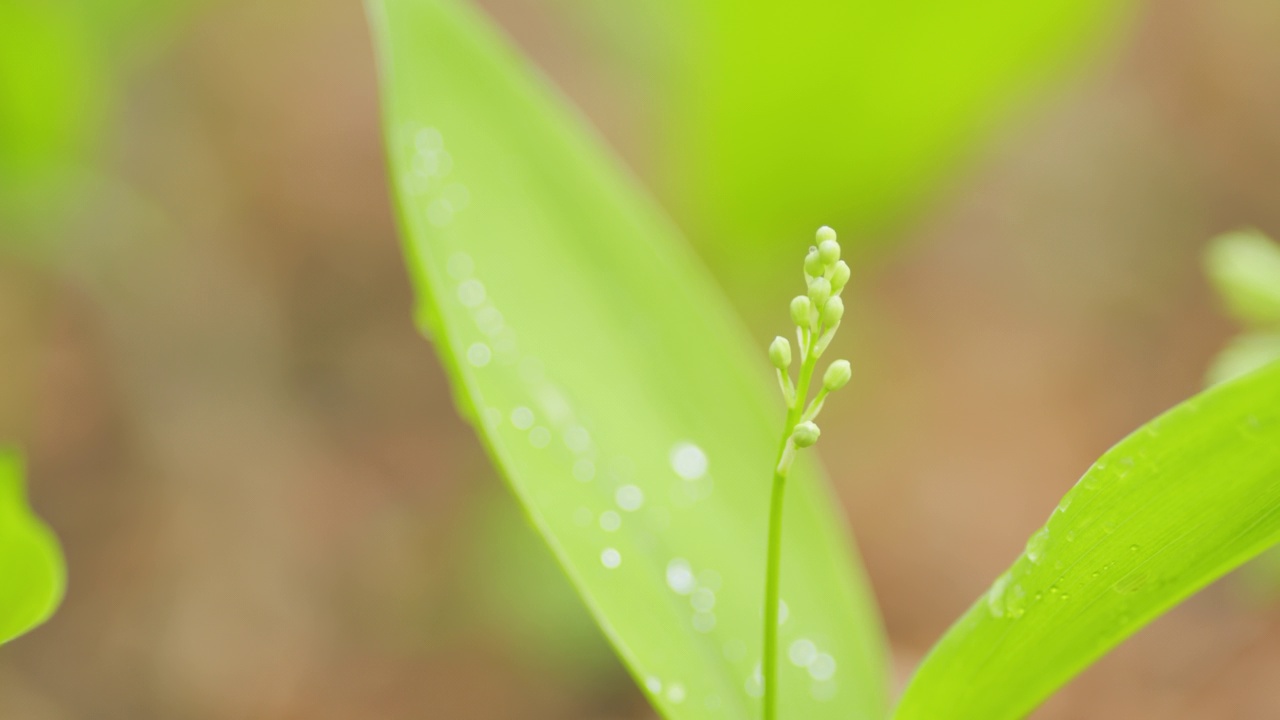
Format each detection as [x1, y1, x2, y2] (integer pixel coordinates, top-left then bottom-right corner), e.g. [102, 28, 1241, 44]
[366, 0, 888, 716]
[368, 2, 1280, 719]
[1205, 230, 1280, 385]
[656, 0, 1135, 291]
[894, 361, 1280, 719]
[0, 1, 105, 227]
[0, 449, 65, 644]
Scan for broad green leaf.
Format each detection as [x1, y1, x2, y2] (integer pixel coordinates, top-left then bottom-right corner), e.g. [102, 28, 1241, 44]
[894, 361, 1280, 720]
[1205, 230, 1280, 327]
[0, 449, 65, 644]
[366, 0, 888, 717]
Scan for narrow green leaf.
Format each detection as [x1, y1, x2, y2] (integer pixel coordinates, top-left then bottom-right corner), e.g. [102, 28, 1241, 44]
[1205, 230, 1280, 327]
[0, 449, 64, 644]
[894, 361, 1280, 719]
[366, 0, 888, 717]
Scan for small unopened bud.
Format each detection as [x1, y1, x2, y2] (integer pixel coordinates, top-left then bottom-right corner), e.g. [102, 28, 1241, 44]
[790, 296, 812, 327]
[821, 296, 844, 327]
[769, 336, 792, 369]
[792, 421, 821, 448]
[804, 249, 824, 278]
[830, 260, 851, 293]
[823, 359, 852, 391]
[815, 226, 837, 244]
[818, 239, 840, 266]
[808, 277, 831, 309]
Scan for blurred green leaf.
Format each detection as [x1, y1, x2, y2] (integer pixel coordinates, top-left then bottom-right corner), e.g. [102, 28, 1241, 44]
[659, 0, 1135, 293]
[1205, 230, 1280, 328]
[367, 0, 888, 716]
[0, 449, 65, 644]
[0, 1, 106, 227]
[1207, 332, 1280, 387]
[894, 361, 1280, 720]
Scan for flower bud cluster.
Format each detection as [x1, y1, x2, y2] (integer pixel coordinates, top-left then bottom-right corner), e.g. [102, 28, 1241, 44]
[772, 226, 855, 474]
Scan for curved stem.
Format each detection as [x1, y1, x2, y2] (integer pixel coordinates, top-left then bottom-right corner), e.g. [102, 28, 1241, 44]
[763, 350, 817, 720]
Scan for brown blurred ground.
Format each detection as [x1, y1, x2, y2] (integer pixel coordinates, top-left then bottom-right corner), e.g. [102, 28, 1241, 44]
[4, 0, 1280, 718]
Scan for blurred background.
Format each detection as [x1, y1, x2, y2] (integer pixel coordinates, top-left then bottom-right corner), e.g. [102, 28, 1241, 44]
[3, 0, 1280, 717]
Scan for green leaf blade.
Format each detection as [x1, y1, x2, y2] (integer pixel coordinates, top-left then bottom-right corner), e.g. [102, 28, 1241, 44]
[0, 449, 65, 644]
[1205, 230, 1280, 327]
[894, 361, 1280, 720]
[366, 1, 888, 717]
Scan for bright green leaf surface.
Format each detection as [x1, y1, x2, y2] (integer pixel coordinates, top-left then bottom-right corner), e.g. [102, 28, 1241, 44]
[366, 1, 887, 717]
[1205, 230, 1280, 327]
[0, 449, 65, 644]
[895, 361, 1280, 720]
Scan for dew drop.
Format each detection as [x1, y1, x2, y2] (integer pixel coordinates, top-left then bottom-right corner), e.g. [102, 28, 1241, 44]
[573, 458, 596, 482]
[474, 306, 504, 337]
[987, 571, 1011, 618]
[1006, 584, 1027, 619]
[601, 548, 621, 568]
[788, 639, 817, 667]
[745, 665, 763, 698]
[1129, 544, 1140, 552]
[667, 684, 686, 704]
[446, 252, 473, 279]
[599, 511, 621, 532]
[692, 612, 716, 633]
[691, 588, 716, 612]
[670, 442, 709, 480]
[529, 426, 551, 448]
[457, 279, 486, 307]
[427, 198, 454, 227]
[645, 676, 662, 694]
[564, 425, 591, 454]
[809, 654, 837, 681]
[442, 182, 470, 211]
[510, 406, 534, 430]
[667, 558, 696, 595]
[777, 600, 789, 624]
[415, 127, 444, 153]
[466, 342, 491, 367]
[616, 485, 645, 512]
[1025, 527, 1049, 564]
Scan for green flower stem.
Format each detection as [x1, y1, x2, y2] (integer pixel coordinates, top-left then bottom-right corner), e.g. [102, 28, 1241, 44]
[763, 348, 817, 720]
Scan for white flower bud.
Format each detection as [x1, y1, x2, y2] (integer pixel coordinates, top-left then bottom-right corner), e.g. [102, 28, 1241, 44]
[818, 239, 840, 266]
[790, 295, 812, 327]
[830, 260, 851, 293]
[808, 277, 831, 310]
[815, 226, 837, 244]
[791, 421, 821, 448]
[821, 296, 844, 327]
[769, 336, 792, 369]
[804, 249, 823, 278]
[823, 359, 851, 391]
